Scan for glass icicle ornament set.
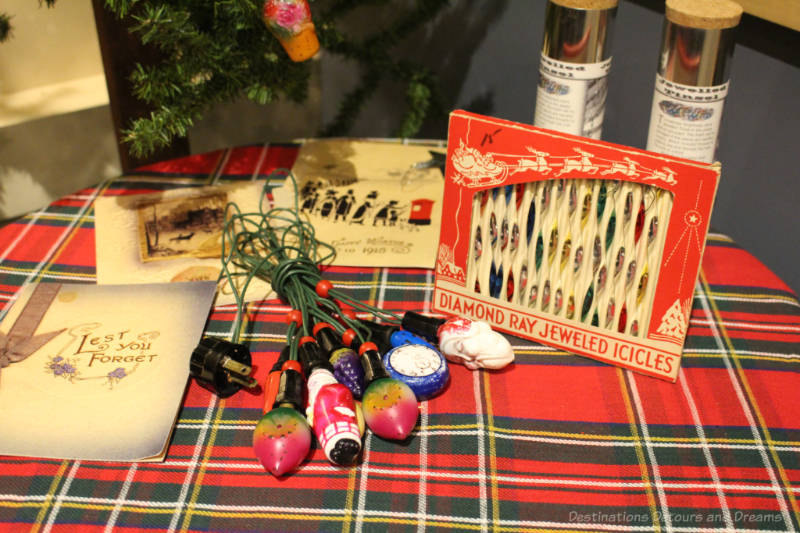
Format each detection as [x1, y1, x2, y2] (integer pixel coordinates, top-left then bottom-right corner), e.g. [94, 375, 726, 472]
[468, 177, 673, 339]
[434, 110, 721, 382]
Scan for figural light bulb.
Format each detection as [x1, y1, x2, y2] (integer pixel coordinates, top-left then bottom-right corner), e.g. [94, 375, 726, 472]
[253, 406, 312, 477]
[299, 337, 362, 466]
[437, 317, 514, 370]
[253, 363, 312, 476]
[359, 342, 418, 440]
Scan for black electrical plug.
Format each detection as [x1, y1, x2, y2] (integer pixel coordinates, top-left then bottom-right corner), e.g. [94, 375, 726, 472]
[190, 337, 259, 398]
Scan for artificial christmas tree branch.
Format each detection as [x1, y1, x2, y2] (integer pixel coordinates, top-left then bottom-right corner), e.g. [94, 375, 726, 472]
[106, 0, 449, 157]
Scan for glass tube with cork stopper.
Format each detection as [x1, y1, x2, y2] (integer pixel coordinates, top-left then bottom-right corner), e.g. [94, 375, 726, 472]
[533, 0, 618, 139]
[645, 0, 742, 163]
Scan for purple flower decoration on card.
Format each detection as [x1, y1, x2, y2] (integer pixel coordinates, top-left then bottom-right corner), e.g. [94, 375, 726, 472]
[105, 366, 132, 388]
[46, 356, 78, 381]
[108, 367, 127, 380]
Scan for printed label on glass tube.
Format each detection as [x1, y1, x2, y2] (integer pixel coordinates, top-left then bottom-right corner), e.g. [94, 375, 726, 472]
[534, 56, 612, 139]
[646, 75, 728, 163]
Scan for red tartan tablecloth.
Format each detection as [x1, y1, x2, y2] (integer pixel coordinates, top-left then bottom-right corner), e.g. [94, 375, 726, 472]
[1, 143, 799, 532]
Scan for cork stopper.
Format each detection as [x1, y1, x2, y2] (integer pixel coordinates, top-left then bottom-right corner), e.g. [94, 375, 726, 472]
[549, 0, 618, 10]
[666, 0, 743, 29]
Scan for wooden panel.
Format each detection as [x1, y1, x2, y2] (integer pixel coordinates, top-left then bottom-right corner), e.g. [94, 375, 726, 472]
[738, 0, 800, 31]
[91, 0, 190, 172]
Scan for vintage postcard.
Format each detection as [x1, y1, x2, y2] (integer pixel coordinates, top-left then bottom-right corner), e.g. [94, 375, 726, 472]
[282, 139, 446, 268]
[95, 182, 274, 306]
[137, 192, 227, 262]
[0, 281, 216, 462]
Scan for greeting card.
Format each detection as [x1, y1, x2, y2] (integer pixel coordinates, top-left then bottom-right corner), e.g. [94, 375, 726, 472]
[95, 182, 274, 305]
[0, 281, 216, 462]
[283, 139, 445, 268]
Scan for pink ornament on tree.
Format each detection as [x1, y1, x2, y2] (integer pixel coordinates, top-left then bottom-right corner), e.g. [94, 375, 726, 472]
[262, 0, 320, 62]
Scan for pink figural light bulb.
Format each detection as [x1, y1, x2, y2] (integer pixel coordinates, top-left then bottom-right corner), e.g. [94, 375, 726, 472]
[311, 380, 362, 464]
[253, 363, 311, 476]
[253, 406, 312, 477]
[300, 338, 362, 465]
[359, 342, 418, 440]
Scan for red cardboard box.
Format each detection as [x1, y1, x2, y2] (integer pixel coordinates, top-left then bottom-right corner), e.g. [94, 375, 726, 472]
[433, 110, 720, 381]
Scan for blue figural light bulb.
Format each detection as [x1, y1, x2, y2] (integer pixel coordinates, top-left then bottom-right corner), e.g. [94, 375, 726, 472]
[382, 330, 449, 400]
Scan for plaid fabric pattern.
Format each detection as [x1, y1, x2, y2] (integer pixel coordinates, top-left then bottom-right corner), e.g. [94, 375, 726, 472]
[1, 143, 798, 532]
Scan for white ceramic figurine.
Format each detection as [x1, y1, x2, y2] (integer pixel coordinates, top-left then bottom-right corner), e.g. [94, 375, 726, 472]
[437, 317, 514, 370]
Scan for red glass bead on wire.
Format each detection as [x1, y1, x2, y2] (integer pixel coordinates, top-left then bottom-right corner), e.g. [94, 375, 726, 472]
[341, 328, 357, 347]
[315, 279, 333, 298]
[285, 309, 303, 326]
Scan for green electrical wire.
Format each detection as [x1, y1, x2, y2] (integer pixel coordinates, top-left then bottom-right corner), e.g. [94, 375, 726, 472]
[220, 170, 402, 359]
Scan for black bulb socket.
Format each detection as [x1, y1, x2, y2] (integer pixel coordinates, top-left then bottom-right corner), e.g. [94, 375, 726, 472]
[274, 368, 305, 412]
[272, 345, 290, 372]
[359, 343, 390, 383]
[401, 311, 446, 344]
[358, 320, 399, 354]
[313, 323, 341, 357]
[298, 337, 334, 375]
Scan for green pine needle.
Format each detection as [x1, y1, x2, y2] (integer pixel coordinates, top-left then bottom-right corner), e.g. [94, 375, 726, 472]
[0, 14, 11, 43]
